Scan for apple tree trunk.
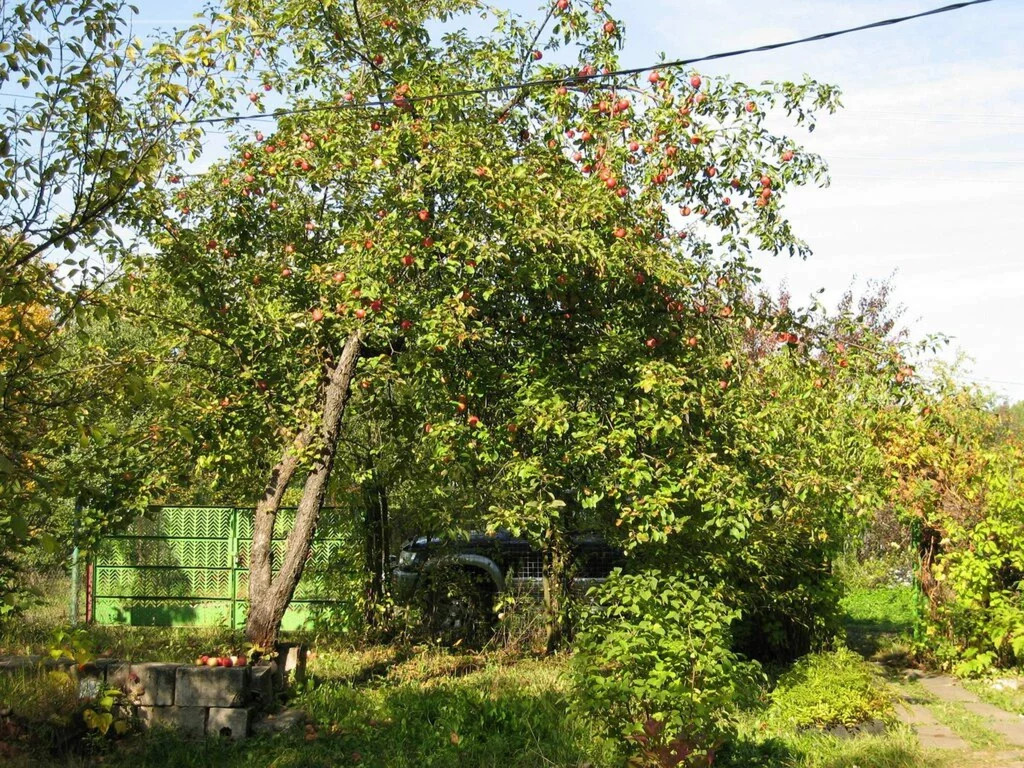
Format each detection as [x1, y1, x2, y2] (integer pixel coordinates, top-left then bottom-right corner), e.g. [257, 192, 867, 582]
[245, 333, 362, 649]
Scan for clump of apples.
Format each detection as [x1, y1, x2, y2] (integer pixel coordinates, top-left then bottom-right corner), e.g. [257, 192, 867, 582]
[195, 653, 248, 668]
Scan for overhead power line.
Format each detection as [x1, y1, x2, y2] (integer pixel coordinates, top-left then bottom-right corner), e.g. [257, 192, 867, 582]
[183, 0, 997, 127]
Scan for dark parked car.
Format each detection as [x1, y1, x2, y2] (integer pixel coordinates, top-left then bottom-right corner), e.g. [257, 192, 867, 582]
[393, 530, 623, 641]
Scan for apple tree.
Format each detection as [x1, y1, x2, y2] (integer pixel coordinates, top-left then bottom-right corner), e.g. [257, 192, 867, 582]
[128, 0, 844, 648]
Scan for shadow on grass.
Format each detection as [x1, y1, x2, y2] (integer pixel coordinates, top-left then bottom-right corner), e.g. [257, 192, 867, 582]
[113, 678, 612, 768]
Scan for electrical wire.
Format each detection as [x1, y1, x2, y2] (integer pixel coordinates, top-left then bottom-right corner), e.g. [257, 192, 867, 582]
[181, 0, 998, 126]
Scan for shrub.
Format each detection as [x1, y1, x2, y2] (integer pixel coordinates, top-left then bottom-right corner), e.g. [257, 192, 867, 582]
[571, 570, 758, 767]
[925, 454, 1024, 676]
[768, 647, 894, 729]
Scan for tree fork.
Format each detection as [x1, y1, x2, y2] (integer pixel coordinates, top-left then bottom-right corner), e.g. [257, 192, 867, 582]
[246, 332, 363, 647]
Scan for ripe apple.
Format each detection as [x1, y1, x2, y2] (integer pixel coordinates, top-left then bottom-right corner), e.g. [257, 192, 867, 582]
[280, 267, 292, 278]
[355, 308, 366, 319]
[629, 141, 640, 152]
[198, 655, 209, 666]
[648, 71, 660, 84]
[311, 307, 324, 322]
[467, 414, 480, 428]
[690, 75, 702, 89]
[705, 166, 717, 177]
[370, 299, 383, 312]
[333, 271, 346, 283]
[219, 656, 232, 667]
[781, 150, 794, 162]
[532, 50, 543, 61]
[687, 337, 698, 348]
[256, 380, 268, 392]
[233, 656, 247, 667]
[422, 236, 434, 248]
[206, 656, 219, 667]
[371, 121, 381, 131]
[418, 209, 430, 221]
[613, 227, 626, 238]
[645, 338, 657, 349]
[556, 0, 569, 10]
[248, 92, 258, 103]
[745, 101, 756, 112]
[603, 21, 616, 35]
[400, 319, 412, 331]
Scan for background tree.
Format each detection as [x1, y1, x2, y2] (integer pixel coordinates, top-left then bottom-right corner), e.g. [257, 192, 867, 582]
[0, 0, 248, 612]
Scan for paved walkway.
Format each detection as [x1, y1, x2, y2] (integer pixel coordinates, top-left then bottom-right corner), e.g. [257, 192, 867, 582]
[893, 670, 1024, 764]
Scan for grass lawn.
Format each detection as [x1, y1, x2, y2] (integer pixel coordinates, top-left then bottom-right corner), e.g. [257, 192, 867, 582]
[841, 585, 919, 665]
[2, 639, 939, 768]
[0, 582, 950, 767]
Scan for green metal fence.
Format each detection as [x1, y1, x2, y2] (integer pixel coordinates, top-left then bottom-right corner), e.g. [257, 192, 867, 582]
[91, 506, 349, 630]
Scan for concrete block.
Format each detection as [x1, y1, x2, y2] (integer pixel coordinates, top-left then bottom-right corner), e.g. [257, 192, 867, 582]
[0, 655, 41, 670]
[175, 666, 251, 707]
[276, 643, 307, 687]
[74, 662, 106, 700]
[207, 706, 253, 739]
[252, 707, 306, 735]
[250, 665, 275, 709]
[138, 705, 207, 738]
[105, 661, 132, 690]
[129, 663, 178, 706]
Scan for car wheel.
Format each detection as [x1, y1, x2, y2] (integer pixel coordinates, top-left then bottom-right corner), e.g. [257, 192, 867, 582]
[419, 567, 496, 647]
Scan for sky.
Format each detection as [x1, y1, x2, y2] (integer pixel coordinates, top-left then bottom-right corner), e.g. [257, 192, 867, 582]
[37, 0, 1024, 401]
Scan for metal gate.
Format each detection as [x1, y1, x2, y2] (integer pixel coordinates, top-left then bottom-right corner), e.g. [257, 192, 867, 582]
[91, 506, 348, 630]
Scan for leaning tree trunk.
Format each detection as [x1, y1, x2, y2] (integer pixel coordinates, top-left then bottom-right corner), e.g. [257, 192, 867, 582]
[245, 333, 362, 648]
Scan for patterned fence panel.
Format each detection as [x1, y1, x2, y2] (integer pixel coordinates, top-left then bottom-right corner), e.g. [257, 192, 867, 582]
[91, 506, 349, 630]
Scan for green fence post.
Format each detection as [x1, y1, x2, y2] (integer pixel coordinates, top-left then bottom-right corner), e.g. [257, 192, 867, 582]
[69, 502, 80, 626]
[229, 508, 238, 630]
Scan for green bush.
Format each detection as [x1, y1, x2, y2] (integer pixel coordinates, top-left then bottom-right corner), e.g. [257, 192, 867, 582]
[768, 647, 894, 729]
[571, 570, 758, 767]
[927, 467, 1024, 676]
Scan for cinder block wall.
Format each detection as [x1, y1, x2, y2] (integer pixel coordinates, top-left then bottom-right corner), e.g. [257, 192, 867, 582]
[0, 646, 307, 740]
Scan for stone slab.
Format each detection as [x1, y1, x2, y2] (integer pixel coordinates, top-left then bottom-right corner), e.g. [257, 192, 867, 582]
[914, 673, 977, 703]
[175, 666, 251, 707]
[900, 702, 969, 750]
[129, 663, 178, 706]
[0, 655, 42, 670]
[252, 708, 306, 735]
[961, 700, 1024, 747]
[138, 705, 207, 738]
[207, 706, 253, 740]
